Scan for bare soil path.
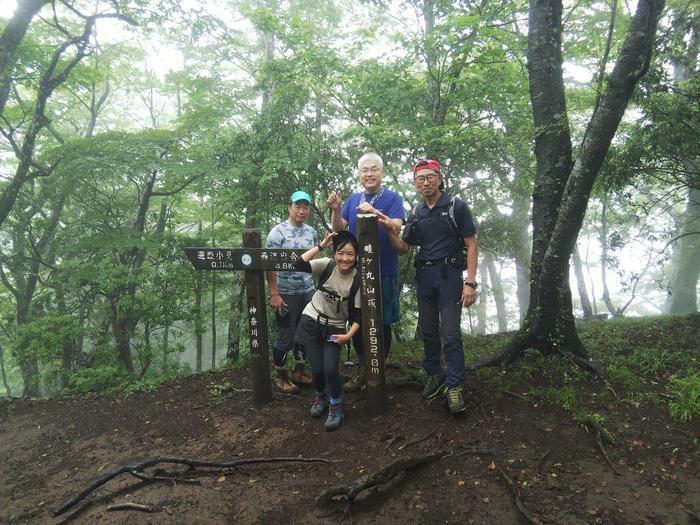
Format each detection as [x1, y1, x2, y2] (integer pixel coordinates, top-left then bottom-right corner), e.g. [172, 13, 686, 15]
[1, 361, 698, 524]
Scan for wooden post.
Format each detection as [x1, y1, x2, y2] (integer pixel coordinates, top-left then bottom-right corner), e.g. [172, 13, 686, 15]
[242, 229, 272, 405]
[357, 214, 387, 415]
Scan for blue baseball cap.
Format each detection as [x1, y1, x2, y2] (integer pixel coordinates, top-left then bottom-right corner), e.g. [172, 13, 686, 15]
[290, 190, 312, 204]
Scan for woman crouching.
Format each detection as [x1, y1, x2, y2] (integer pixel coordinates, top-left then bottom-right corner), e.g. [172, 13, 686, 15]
[293, 230, 361, 431]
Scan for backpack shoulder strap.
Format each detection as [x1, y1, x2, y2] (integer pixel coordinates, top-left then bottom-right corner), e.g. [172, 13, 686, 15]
[349, 269, 361, 305]
[447, 196, 460, 238]
[318, 259, 336, 288]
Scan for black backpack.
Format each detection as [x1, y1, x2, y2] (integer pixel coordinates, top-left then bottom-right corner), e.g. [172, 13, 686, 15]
[317, 260, 362, 314]
[410, 196, 460, 237]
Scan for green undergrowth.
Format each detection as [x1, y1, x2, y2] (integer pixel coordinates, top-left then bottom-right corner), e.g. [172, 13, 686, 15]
[61, 364, 191, 397]
[393, 313, 700, 423]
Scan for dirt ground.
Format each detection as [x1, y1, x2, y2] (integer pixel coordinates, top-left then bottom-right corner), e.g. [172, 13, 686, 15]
[1, 358, 699, 525]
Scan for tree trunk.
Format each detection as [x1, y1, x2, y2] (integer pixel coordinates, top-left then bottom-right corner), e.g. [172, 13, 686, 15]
[484, 252, 508, 332]
[111, 313, 135, 373]
[226, 275, 245, 361]
[16, 298, 40, 397]
[0, 342, 11, 397]
[161, 324, 170, 371]
[195, 201, 204, 371]
[667, 187, 700, 313]
[195, 271, 203, 372]
[599, 200, 619, 315]
[477, 0, 665, 370]
[55, 283, 75, 388]
[211, 203, 217, 368]
[475, 269, 488, 335]
[666, 29, 699, 314]
[5, 191, 64, 396]
[512, 191, 532, 321]
[0, 0, 50, 115]
[572, 243, 594, 318]
[211, 273, 217, 368]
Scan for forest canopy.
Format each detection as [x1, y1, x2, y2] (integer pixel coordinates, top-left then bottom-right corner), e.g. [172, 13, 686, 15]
[0, 0, 698, 398]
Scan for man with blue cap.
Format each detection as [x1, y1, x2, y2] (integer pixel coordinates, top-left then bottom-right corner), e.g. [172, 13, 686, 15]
[266, 190, 320, 393]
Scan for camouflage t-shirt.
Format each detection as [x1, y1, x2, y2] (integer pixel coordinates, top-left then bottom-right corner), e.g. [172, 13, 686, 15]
[266, 220, 318, 294]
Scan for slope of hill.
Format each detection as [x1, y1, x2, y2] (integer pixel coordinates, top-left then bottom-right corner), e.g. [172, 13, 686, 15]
[1, 314, 698, 524]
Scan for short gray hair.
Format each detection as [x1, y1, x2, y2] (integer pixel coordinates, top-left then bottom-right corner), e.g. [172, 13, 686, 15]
[357, 152, 384, 170]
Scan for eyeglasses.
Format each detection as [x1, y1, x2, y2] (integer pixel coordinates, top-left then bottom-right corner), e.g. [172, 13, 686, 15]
[414, 174, 439, 184]
[360, 166, 381, 175]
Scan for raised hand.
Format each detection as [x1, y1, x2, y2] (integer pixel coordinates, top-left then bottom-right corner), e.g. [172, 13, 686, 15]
[327, 191, 342, 210]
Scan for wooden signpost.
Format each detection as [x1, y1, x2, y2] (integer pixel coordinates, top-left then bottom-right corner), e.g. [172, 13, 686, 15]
[184, 216, 387, 414]
[356, 214, 387, 416]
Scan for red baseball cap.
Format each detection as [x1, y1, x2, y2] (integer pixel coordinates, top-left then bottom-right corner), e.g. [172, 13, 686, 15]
[413, 159, 441, 175]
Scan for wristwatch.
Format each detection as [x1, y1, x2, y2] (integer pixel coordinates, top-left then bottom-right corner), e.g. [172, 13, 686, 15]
[464, 280, 478, 289]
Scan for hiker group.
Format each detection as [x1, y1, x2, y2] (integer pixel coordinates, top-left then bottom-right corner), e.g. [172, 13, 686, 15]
[266, 153, 478, 431]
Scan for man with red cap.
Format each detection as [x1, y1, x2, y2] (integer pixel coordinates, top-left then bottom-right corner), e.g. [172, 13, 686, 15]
[377, 159, 478, 414]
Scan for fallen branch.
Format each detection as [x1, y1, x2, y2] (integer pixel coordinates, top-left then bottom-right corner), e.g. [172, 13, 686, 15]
[107, 502, 154, 513]
[127, 470, 200, 485]
[582, 418, 621, 476]
[55, 455, 331, 516]
[316, 451, 446, 505]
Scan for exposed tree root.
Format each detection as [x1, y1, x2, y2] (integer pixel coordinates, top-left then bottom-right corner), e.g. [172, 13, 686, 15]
[495, 464, 540, 525]
[55, 455, 331, 516]
[316, 451, 447, 505]
[471, 330, 601, 379]
[555, 350, 602, 377]
[582, 418, 621, 476]
[398, 422, 447, 450]
[472, 335, 526, 369]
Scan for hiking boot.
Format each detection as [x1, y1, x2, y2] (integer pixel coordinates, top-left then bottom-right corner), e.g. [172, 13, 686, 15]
[290, 369, 313, 386]
[324, 403, 343, 431]
[445, 386, 466, 414]
[274, 373, 300, 394]
[422, 373, 446, 399]
[310, 394, 328, 418]
[342, 371, 365, 393]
